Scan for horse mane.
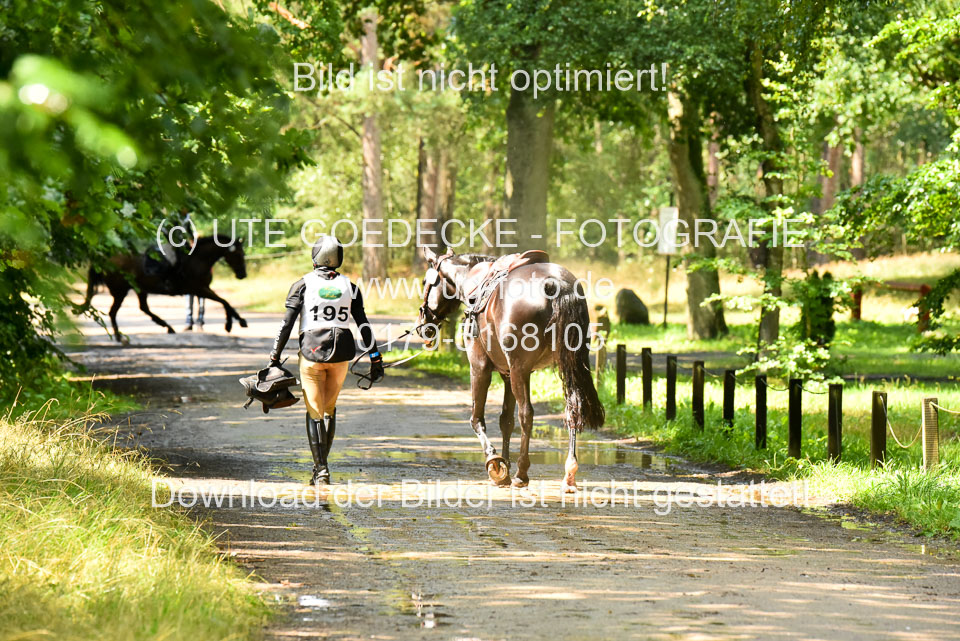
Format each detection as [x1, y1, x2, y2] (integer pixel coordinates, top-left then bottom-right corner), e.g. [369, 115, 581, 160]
[196, 235, 239, 247]
[449, 253, 495, 267]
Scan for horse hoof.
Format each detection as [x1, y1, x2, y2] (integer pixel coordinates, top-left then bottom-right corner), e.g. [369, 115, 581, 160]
[166, 327, 176, 334]
[225, 325, 232, 334]
[238, 318, 248, 328]
[511, 477, 529, 488]
[563, 482, 578, 494]
[485, 456, 510, 486]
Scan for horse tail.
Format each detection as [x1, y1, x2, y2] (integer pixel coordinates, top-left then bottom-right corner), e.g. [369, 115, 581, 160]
[550, 280, 605, 431]
[83, 266, 102, 307]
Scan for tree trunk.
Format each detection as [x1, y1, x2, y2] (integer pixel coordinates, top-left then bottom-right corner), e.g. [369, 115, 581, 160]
[707, 116, 720, 206]
[505, 88, 554, 252]
[747, 45, 785, 349]
[436, 154, 458, 354]
[666, 90, 728, 340]
[847, 127, 871, 260]
[413, 139, 456, 270]
[360, 9, 386, 281]
[482, 149, 503, 255]
[850, 127, 864, 188]
[442, 151, 456, 229]
[820, 141, 843, 212]
[413, 137, 438, 271]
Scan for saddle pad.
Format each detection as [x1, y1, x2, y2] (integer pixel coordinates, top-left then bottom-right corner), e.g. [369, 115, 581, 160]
[462, 249, 550, 300]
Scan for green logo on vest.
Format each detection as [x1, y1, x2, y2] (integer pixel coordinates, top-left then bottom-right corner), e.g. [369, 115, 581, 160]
[318, 286, 341, 300]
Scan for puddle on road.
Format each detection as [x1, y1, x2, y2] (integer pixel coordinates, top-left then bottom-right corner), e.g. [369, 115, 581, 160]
[333, 441, 684, 472]
[385, 587, 450, 628]
[806, 509, 960, 562]
[905, 543, 960, 562]
[298, 595, 332, 608]
[730, 545, 798, 557]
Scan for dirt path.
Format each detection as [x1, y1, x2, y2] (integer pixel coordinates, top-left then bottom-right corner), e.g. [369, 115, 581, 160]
[69, 295, 960, 640]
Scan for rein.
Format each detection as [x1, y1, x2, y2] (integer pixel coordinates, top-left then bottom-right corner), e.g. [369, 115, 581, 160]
[349, 321, 429, 390]
[352, 252, 458, 390]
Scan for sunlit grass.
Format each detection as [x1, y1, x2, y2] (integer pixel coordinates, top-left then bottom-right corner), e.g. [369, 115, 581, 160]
[0, 398, 269, 640]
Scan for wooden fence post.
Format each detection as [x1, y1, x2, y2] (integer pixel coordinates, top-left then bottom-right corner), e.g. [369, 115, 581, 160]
[692, 361, 705, 430]
[871, 391, 887, 468]
[666, 355, 677, 421]
[788, 379, 802, 459]
[828, 383, 843, 462]
[755, 375, 767, 449]
[722, 369, 735, 434]
[642, 347, 653, 410]
[595, 343, 607, 391]
[616, 344, 626, 405]
[922, 397, 939, 471]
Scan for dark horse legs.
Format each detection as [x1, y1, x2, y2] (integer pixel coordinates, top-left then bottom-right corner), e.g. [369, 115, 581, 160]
[197, 285, 247, 333]
[510, 371, 534, 488]
[499, 374, 516, 470]
[106, 285, 244, 340]
[471, 362, 510, 485]
[137, 290, 176, 334]
[108, 287, 128, 341]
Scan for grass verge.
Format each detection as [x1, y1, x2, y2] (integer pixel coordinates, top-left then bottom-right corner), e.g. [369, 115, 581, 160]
[0, 388, 268, 641]
[583, 368, 960, 538]
[404, 348, 960, 538]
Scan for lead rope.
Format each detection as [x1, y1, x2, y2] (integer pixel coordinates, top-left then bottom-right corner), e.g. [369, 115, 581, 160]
[349, 321, 430, 390]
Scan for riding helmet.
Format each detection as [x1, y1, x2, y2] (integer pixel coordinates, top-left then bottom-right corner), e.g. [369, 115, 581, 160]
[311, 234, 343, 269]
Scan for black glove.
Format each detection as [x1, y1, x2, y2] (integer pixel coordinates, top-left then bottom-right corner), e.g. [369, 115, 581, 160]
[369, 351, 385, 383]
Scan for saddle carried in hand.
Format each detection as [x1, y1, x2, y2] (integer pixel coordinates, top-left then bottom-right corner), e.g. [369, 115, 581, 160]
[239, 364, 300, 413]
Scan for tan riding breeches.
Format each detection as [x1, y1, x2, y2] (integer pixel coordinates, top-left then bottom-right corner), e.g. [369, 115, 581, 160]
[298, 355, 349, 419]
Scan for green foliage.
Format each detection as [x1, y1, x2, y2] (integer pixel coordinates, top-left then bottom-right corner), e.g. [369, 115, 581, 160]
[0, 0, 320, 396]
[856, 466, 960, 536]
[835, 158, 960, 254]
[795, 271, 838, 345]
[833, 3, 960, 350]
[452, 0, 630, 85]
[738, 336, 837, 381]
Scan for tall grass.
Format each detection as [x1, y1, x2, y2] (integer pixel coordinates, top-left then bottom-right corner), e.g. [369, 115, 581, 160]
[0, 405, 268, 641]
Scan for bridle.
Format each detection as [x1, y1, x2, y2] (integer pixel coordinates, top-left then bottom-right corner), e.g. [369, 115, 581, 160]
[417, 252, 456, 334]
[352, 253, 457, 390]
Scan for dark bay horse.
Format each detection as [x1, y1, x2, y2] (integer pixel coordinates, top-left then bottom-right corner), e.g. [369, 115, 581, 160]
[418, 247, 604, 491]
[84, 235, 248, 341]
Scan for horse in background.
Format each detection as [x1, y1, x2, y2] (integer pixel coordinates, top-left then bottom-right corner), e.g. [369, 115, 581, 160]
[84, 235, 248, 341]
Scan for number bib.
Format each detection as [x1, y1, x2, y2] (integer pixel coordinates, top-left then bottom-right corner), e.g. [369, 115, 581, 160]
[299, 272, 353, 334]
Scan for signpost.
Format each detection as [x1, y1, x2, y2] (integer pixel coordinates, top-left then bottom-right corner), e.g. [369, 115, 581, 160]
[657, 205, 679, 327]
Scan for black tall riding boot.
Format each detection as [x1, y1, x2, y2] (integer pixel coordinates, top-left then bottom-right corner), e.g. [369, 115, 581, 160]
[322, 410, 336, 460]
[305, 413, 329, 485]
